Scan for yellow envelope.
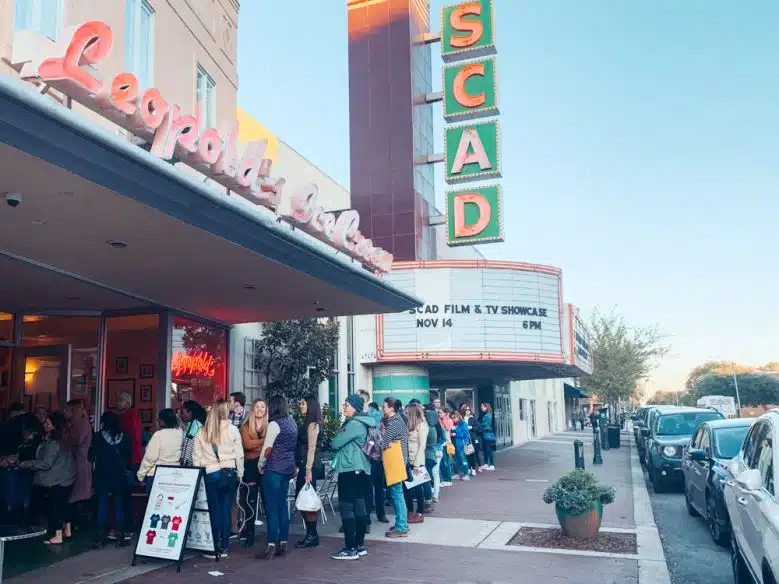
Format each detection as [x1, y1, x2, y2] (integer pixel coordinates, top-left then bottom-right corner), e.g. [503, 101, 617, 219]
[383, 441, 408, 486]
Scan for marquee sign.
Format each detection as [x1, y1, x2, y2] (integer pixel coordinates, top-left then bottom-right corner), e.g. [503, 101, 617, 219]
[441, 0, 503, 248]
[11, 21, 392, 274]
[377, 262, 565, 361]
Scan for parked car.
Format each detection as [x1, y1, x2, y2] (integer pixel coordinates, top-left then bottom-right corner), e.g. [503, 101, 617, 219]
[724, 410, 779, 584]
[644, 407, 724, 492]
[633, 406, 651, 446]
[682, 418, 753, 546]
[638, 405, 679, 466]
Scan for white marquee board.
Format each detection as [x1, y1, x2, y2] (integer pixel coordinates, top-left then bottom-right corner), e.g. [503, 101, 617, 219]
[380, 267, 563, 357]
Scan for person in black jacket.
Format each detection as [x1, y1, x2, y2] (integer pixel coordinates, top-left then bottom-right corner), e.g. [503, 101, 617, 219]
[90, 411, 131, 547]
[461, 404, 483, 475]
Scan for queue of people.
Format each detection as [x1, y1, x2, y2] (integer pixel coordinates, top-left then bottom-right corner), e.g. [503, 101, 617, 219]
[0, 388, 498, 563]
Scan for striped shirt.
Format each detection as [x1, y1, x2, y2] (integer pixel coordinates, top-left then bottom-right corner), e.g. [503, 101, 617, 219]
[381, 413, 409, 464]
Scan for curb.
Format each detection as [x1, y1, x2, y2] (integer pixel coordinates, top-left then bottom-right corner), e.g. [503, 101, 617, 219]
[629, 434, 672, 584]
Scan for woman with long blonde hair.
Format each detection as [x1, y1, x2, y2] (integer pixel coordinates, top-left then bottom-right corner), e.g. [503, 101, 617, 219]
[239, 399, 268, 547]
[193, 399, 244, 558]
[64, 399, 92, 532]
[403, 403, 429, 523]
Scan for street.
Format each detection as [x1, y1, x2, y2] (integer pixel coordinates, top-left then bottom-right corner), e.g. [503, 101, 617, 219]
[643, 462, 732, 584]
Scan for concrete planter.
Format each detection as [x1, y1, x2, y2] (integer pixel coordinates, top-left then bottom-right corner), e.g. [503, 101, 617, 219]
[555, 502, 603, 539]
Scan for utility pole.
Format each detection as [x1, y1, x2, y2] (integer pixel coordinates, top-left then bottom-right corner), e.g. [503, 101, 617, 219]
[733, 372, 742, 417]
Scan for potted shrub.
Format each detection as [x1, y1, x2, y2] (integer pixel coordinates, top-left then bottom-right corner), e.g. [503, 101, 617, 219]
[542, 469, 616, 539]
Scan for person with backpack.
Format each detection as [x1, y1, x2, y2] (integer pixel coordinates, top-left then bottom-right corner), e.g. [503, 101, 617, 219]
[90, 411, 131, 547]
[329, 393, 376, 560]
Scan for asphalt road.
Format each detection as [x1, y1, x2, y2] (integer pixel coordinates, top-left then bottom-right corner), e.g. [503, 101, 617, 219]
[644, 470, 733, 584]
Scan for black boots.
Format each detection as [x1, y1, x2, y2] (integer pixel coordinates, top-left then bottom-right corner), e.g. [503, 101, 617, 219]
[295, 520, 320, 548]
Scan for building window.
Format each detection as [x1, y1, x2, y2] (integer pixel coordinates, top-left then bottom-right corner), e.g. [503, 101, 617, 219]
[171, 316, 227, 410]
[196, 65, 216, 128]
[243, 338, 263, 401]
[14, 0, 63, 40]
[328, 318, 339, 409]
[125, 0, 155, 90]
[346, 316, 355, 395]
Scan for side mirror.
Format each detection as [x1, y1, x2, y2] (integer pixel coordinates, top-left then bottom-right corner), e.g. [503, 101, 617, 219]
[641, 428, 650, 437]
[736, 468, 763, 491]
[688, 448, 707, 461]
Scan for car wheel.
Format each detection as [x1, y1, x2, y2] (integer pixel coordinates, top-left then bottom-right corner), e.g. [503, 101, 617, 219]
[684, 482, 699, 517]
[653, 470, 666, 493]
[731, 532, 755, 584]
[707, 492, 728, 547]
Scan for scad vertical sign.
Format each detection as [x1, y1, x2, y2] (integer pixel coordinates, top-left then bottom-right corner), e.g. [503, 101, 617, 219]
[441, 0, 504, 247]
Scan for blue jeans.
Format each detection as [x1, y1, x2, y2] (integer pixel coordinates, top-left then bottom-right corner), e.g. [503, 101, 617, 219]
[483, 440, 496, 466]
[439, 450, 452, 482]
[387, 481, 408, 533]
[204, 471, 238, 552]
[453, 450, 469, 476]
[96, 490, 125, 530]
[263, 471, 292, 544]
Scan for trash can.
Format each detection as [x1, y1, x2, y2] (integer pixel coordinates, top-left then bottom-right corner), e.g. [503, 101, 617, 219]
[607, 424, 621, 449]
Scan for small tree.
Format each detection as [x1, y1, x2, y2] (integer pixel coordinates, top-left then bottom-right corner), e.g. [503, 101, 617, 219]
[580, 310, 669, 419]
[255, 319, 340, 401]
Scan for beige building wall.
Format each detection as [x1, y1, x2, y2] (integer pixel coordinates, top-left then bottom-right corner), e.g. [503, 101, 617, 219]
[0, 0, 239, 136]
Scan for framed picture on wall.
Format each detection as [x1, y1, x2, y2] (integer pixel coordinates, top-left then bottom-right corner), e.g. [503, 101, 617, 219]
[139, 409, 153, 424]
[139, 364, 154, 379]
[140, 385, 152, 403]
[107, 378, 135, 409]
[115, 357, 129, 375]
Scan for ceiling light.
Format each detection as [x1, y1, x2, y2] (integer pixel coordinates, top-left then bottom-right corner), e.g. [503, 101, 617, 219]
[244, 284, 256, 290]
[31, 219, 46, 225]
[106, 240, 128, 249]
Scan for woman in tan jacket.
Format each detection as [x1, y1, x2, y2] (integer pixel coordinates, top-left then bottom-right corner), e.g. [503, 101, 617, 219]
[239, 399, 267, 547]
[404, 403, 429, 524]
[193, 400, 244, 558]
[294, 396, 322, 549]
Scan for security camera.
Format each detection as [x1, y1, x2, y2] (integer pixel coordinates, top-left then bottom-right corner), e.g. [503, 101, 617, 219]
[5, 193, 22, 208]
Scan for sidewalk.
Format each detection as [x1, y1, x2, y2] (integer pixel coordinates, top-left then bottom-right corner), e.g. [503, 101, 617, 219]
[10, 431, 656, 584]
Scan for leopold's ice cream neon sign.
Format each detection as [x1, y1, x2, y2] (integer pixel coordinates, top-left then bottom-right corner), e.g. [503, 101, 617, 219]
[25, 21, 393, 273]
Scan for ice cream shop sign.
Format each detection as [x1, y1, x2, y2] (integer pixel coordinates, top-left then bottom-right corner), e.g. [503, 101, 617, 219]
[11, 21, 393, 274]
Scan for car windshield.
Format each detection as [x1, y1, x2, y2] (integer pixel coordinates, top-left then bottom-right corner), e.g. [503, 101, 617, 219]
[713, 426, 750, 459]
[656, 412, 722, 436]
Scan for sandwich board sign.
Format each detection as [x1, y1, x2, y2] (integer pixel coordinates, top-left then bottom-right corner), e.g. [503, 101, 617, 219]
[131, 466, 215, 572]
[185, 478, 217, 553]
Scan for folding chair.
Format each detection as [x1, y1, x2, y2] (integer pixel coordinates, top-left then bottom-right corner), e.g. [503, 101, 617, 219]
[315, 467, 338, 524]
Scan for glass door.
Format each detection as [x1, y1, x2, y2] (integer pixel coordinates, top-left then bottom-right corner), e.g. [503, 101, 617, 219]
[529, 400, 537, 438]
[494, 384, 512, 448]
[22, 344, 70, 414]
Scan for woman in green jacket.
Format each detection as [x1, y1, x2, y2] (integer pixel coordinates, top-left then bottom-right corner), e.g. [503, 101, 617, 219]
[329, 393, 376, 561]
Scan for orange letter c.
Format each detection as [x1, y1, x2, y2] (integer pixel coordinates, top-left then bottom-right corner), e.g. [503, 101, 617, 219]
[453, 63, 485, 109]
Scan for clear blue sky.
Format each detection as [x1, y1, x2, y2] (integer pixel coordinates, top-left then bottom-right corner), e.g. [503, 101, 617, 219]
[237, 1, 779, 392]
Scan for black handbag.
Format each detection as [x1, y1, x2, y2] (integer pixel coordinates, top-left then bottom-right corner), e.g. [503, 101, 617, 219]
[212, 444, 238, 490]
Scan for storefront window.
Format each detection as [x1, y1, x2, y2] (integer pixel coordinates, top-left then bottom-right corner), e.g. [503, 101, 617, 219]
[106, 315, 160, 428]
[0, 313, 13, 343]
[23, 315, 99, 415]
[170, 316, 227, 411]
[0, 348, 10, 416]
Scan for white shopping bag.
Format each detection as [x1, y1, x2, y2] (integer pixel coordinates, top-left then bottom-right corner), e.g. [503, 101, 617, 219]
[403, 467, 431, 490]
[295, 483, 322, 512]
